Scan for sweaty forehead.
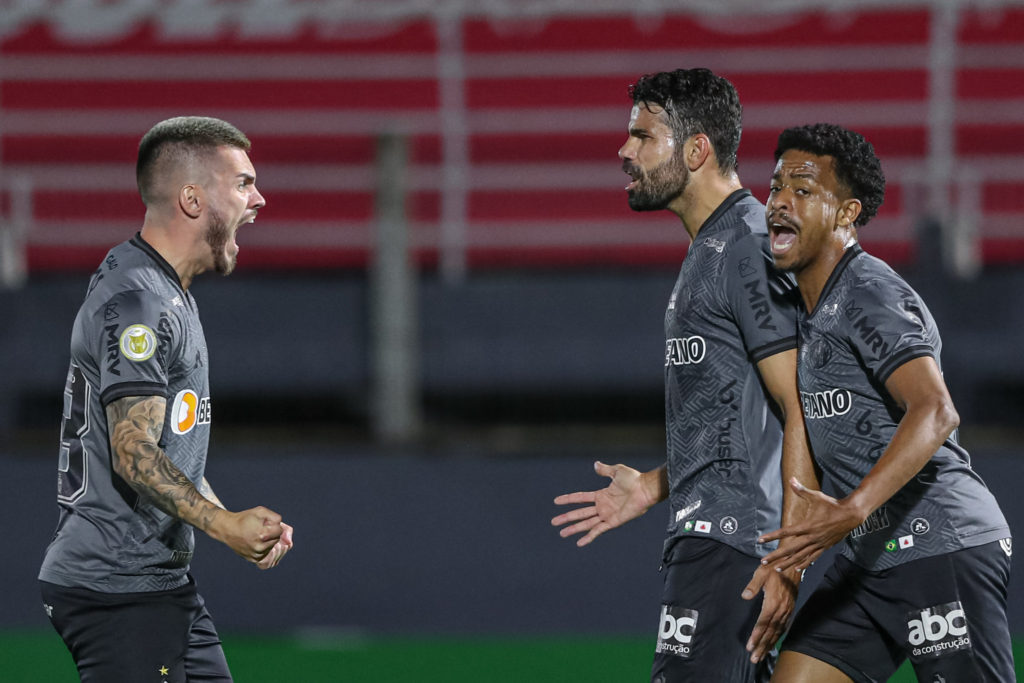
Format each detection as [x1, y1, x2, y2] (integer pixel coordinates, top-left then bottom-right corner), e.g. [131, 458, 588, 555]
[629, 103, 671, 130]
[773, 149, 834, 180]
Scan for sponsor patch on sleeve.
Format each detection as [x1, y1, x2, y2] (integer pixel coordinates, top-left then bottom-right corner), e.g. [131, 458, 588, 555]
[119, 324, 157, 362]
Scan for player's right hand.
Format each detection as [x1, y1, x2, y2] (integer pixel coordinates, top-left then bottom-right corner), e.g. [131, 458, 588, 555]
[212, 506, 283, 563]
[551, 461, 657, 547]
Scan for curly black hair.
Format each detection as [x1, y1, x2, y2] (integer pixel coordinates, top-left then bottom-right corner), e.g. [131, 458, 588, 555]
[629, 68, 742, 175]
[774, 123, 886, 228]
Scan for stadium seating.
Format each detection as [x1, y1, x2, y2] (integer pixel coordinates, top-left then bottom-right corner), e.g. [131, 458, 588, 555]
[1, 7, 1022, 272]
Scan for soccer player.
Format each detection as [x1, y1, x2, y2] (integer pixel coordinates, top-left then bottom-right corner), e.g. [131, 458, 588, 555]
[551, 69, 815, 682]
[39, 116, 295, 682]
[757, 123, 1013, 682]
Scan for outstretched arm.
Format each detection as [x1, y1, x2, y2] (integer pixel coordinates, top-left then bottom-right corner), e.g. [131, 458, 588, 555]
[551, 461, 668, 547]
[106, 395, 283, 564]
[756, 355, 959, 573]
[741, 349, 819, 663]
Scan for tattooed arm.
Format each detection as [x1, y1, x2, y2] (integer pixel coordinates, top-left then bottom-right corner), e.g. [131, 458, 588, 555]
[106, 395, 284, 564]
[199, 477, 226, 509]
[107, 395, 221, 530]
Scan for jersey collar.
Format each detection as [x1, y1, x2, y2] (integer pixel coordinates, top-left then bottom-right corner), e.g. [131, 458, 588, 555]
[129, 232, 187, 295]
[808, 242, 864, 318]
[695, 188, 753, 238]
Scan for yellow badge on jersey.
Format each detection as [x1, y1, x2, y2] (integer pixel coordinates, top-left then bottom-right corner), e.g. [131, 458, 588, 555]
[118, 324, 156, 362]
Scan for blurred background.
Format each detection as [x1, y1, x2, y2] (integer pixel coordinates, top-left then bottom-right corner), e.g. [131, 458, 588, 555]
[1, 1, 1022, 680]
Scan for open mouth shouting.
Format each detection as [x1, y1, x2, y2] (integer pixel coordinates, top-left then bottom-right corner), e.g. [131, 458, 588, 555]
[768, 214, 798, 258]
[623, 162, 643, 192]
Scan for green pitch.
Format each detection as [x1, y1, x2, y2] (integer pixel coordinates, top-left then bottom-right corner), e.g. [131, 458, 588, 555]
[3, 630, 1020, 681]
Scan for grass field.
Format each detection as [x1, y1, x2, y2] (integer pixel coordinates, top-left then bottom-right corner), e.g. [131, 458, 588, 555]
[9, 630, 1020, 681]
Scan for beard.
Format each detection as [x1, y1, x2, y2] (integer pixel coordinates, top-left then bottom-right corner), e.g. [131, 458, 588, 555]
[625, 152, 689, 212]
[204, 208, 237, 276]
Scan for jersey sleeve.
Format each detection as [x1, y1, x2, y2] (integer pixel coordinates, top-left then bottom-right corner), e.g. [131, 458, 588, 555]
[723, 233, 798, 362]
[93, 288, 181, 406]
[843, 277, 935, 384]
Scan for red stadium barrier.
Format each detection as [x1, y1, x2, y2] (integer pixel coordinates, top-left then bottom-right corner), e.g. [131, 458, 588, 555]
[1, 7, 1022, 271]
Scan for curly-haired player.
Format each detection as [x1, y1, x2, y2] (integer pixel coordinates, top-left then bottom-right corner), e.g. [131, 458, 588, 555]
[553, 69, 816, 682]
[756, 123, 1013, 682]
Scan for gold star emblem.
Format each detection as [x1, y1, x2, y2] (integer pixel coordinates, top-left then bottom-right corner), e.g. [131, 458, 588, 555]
[159, 666, 169, 675]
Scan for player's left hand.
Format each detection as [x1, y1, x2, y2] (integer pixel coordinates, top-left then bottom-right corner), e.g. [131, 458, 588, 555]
[257, 522, 294, 570]
[756, 477, 867, 573]
[741, 563, 799, 664]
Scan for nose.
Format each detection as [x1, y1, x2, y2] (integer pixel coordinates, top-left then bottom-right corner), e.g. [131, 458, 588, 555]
[769, 188, 790, 212]
[251, 186, 266, 210]
[618, 137, 636, 161]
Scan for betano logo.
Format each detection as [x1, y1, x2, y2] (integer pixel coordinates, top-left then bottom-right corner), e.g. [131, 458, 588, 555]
[665, 336, 706, 367]
[171, 389, 211, 435]
[801, 388, 852, 419]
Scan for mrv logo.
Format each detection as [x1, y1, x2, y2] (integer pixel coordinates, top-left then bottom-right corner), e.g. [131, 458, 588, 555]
[656, 605, 699, 658]
[665, 336, 706, 366]
[801, 388, 852, 419]
[906, 602, 972, 661]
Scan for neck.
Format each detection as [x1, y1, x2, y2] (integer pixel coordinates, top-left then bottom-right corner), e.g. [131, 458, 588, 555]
[139, 220, 206, 290]
[795, 232, 858, 312]
[671, 170, 743, 241]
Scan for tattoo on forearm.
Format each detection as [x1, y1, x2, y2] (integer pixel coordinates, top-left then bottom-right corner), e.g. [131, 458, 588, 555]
[199, 477, 226, 509]
[107, 396, 220, 531]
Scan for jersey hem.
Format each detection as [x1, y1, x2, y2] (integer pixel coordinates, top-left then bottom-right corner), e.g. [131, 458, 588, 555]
[38, 566, 190, 594]
[664, 529, 773, 560]
[843, 526, 1012, 572]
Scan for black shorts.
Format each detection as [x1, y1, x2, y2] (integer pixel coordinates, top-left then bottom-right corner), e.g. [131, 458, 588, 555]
[651, 537, 774, 683]
[782, 539, 1014, 683]
[40, 576, 232, 683]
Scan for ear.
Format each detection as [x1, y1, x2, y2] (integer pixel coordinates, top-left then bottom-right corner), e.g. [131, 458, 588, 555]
[836, 197, 862, 228]
[179, 184, 202, 219]
[685, 134, 713, 172]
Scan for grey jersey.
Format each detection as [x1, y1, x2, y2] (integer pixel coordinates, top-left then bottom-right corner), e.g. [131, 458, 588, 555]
[798, 244, 1009, 571]
[664, 189, 798, 557]
[40, 234, 212, 593]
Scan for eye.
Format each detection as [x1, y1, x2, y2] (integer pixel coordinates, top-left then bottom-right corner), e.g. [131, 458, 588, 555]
[796, 188, 810, 196]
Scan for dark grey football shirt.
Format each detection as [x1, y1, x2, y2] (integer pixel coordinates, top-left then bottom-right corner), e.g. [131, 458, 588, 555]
[798, 244, 1009, 571]
[40, 234, 212, 593]
[664, 189, 798, 557]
